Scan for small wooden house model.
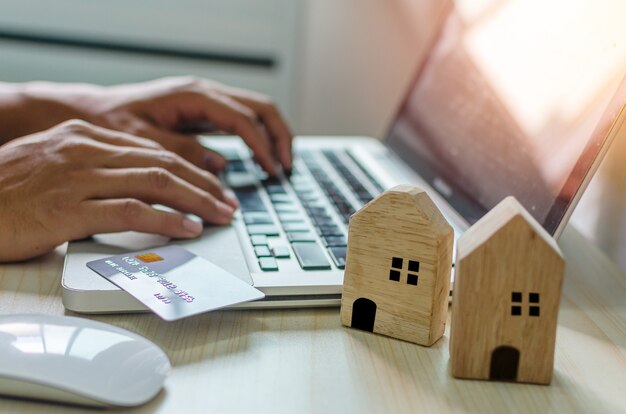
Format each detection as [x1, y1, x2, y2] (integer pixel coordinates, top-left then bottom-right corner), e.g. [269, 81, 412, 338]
[449, 196, 564, 384]
[340, 185, 453, 346]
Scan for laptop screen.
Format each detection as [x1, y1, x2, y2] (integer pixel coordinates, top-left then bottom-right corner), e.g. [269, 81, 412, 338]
[385, 0, 626, 234]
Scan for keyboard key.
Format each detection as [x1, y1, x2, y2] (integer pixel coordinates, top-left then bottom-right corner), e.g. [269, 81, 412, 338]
[293, 184, 315, 193]
[225, 158, 247, 172]
[345, 150, 385, 193]
[317, 225, 344, 236]
[225, 172, 259, 188]
[247, 224, 280, 236]
[269, 194, 293, 204]
[264, 184, 286, 194]
[287, 232, 317, 242]
[282, 222, 310, 232]
[250, 235, 268, 246]
[253, 164, 269, 180]
[243, 212, 274, 225]
[274, 204, 299, 213]
[262, 177, 285, 188]
[278, 213, 304, 223]
[235, 189, 267, 212]
[220, 148, 242, 161]
[288, 175, 310, 185]
[303, 152, 363, 224]
[305, 207, 328, 216]
[292, 243, 331, 270]
[328, 246, 347, 269]
[357, 190, 372, 200]
[254, 246, 272, 257]
[323, 235, 347, 247]
[272, 246, 291, 258]
[261, 176, 282, 186]
[298, 192, 319, 202]
[301, 200, 324, 208]
[258, 257, 279, 271]
[312, 216, 335, 226]
[337, 204, 354, 215]
[323, 150, 375, 199]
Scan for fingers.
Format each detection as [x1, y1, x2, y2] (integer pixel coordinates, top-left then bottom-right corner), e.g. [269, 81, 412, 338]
[185, 92, 280, 175]
[60, 119, 164, 151]
[55, 121, 239, 226]
[96, 145, 238, 208]
[141, 126, 228, 173]
[98, 77, 294, 175]
[71, 121, 236, 206]
[77, 199, 204, 239]
[221, 89, 293, 171]
[84, 168, 235, 225]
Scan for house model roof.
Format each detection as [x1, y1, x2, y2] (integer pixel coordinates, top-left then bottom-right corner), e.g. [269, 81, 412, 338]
[457, 196, 562, 260]
[352, 184, 451, 237]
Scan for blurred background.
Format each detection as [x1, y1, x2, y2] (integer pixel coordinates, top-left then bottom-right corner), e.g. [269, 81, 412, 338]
[0, 0, 624, 271]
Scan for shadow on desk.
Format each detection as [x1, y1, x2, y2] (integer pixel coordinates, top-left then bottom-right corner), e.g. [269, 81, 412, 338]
[345, 322, 621, 413]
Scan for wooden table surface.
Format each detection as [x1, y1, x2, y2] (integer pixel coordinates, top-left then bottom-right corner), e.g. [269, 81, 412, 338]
[0, 225, 624, 413]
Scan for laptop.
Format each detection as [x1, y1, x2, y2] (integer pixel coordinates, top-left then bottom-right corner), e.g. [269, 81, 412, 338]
[62, 1, 626, 312]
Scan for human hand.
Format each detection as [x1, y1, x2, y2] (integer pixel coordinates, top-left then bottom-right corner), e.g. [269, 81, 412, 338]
[0, 120, 238, 262]
[84, 77, 292, 175]
[1, 77, 293, 175]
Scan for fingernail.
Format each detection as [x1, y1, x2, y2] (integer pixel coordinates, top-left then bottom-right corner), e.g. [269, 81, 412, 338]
[183, 217, 203, 236]
[216, 200, 235, 218]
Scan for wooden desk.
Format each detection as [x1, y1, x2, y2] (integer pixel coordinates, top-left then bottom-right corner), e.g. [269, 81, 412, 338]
[0, 225, 624, 413]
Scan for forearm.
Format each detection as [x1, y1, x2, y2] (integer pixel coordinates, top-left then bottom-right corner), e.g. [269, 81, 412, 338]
[0, 81, 103, 144]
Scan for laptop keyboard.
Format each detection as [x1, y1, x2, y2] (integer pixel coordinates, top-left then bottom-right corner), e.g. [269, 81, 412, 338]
[228, 149, 382, 272]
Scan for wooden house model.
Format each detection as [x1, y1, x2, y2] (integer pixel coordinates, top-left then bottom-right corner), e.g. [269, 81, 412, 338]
[449, 196, 564, 384]
[340, 185, 453, 346]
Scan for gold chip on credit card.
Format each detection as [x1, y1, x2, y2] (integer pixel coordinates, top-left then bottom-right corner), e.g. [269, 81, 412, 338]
[135, 253, 164, 263]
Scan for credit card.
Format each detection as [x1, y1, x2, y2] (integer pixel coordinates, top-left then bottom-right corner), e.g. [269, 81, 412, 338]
[87, 245, 264, 321]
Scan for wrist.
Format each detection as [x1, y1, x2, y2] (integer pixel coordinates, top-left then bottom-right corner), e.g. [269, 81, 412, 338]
[21, 81, 105, 123]
[0, 82, 106, 142]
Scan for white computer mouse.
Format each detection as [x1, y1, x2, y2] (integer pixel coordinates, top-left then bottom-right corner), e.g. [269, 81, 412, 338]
[0, 313, 170, 407]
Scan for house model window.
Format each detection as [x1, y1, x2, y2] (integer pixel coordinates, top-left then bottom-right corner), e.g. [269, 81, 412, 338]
[388, 257, 420, 285]
[510, 291, 540, 317]
[529, 293, 540, 317]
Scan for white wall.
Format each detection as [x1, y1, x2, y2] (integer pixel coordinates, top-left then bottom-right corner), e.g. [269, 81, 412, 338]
[295, 0, 451, 137]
